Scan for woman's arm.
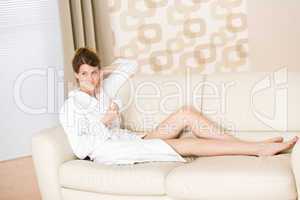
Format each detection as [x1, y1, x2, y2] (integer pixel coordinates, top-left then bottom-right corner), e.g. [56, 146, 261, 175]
[59, 100, 113, 159]
[102, 58, 138, 98]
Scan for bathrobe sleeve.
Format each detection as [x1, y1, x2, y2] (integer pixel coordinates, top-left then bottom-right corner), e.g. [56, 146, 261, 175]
[59, 94, 113, 159]
[102, 58, 138, 99]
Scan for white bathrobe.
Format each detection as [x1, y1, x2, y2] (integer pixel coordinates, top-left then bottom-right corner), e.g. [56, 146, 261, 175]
[59, 58, 186, 165]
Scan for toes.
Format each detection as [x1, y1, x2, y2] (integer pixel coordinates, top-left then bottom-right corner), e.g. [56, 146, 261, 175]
[290, 136, 298, 142]
[291, 136, 298, 144]
[286, 136, 298, 147]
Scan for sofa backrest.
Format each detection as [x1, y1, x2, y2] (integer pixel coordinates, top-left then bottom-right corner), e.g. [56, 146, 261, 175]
[202, 71, 300, 132]
[118, 72, 204, 132]
[118, 71, 300, 133]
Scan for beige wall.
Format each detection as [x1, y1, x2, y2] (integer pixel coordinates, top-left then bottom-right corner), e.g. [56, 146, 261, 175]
[97, 0, 300, 72]
[248, 0, 300, 72]
[59, 0, 300, 89]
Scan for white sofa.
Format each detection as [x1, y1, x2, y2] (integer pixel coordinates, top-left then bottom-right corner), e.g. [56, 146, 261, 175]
[32, 71, 300, 200]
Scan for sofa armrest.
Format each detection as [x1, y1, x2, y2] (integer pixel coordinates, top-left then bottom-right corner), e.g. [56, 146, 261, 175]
[291, 141, 300, 195]
[32, 126, 76, 200]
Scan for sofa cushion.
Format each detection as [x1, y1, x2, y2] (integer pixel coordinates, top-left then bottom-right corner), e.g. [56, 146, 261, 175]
[166, 154, 297, 200]
[61, 188, 172, 200]
[59, 159, 183, 196]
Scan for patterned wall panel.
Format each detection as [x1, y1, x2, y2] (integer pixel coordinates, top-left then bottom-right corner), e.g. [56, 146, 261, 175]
[108, 0, 248, 74]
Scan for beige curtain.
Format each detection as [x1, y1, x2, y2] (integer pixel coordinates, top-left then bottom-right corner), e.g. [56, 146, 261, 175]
[58, 0, 113, 98]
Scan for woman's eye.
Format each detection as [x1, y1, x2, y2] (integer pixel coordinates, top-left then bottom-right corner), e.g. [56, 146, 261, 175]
[81, 72, 86, 76]
[92, 71, 97, 75]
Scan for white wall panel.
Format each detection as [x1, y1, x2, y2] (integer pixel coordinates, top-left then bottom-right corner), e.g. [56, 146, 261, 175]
[0, 0, 64, 160]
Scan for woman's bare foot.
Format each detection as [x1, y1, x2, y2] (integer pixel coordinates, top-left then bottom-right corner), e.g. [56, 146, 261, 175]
[256, 136, 298, 156]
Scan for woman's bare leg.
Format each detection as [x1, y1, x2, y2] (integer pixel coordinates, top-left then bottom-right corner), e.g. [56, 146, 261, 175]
[144, 105, 226, 139]
[144, 106, 283, 143]
[164, 136, 298, 157]
[144, 106, 192, 139]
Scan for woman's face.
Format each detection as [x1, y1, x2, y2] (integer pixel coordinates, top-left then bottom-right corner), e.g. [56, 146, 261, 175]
[74, 64, 102, 92]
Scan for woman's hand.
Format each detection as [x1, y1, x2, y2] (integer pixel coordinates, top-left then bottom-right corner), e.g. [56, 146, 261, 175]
[80, 80, 96, 92]
[101, 101, 120, 128]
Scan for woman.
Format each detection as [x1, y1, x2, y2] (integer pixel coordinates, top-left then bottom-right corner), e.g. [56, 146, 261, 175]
[59, 48, 298, 165]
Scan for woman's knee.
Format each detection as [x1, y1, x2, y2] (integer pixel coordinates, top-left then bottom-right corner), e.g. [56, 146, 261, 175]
[179, 105, 200, 116]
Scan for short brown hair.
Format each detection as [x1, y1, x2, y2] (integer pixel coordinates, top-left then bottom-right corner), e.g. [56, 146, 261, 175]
[72, 47, 101, 73]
